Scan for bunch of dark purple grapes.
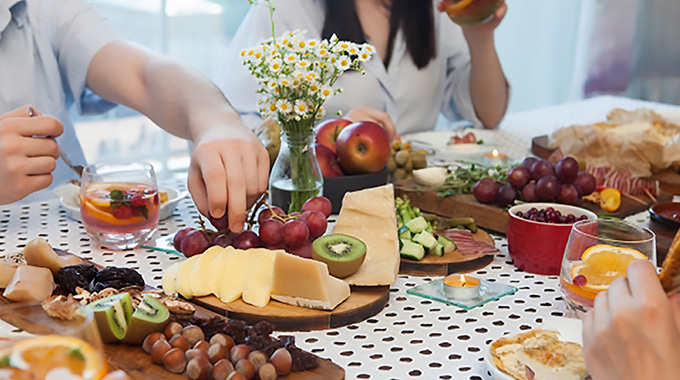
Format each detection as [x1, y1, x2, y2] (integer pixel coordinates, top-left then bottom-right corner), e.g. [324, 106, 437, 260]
[173, 196, 333, 258]
[516, 207, 589, 224]
[473, 156, 597, 207]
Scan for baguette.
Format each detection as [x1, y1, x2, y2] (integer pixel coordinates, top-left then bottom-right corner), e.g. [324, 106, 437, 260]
[659, 228, 680, 294]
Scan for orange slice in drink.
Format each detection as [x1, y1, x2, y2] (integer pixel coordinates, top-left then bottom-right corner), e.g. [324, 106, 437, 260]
[81, 199, 145, 226]
[571, 244, 647, 293]
[7, 335, 106, 380]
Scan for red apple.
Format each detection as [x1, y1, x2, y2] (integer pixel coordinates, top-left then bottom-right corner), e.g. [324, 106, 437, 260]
[335, 121, 390, 174]
[314, 144, 344, 177]
[314, 118, 352, 153]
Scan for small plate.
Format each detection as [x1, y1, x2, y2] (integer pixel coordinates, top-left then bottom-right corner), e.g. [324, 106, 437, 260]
[649, 202, 680, 228]
[402, 129, 497, 162]
[53, 183, 188, 222]
[485, 316, 583, 379]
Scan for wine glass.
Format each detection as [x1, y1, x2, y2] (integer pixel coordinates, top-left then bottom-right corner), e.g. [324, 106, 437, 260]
[80, 161, 160, 250]
[0, 302, 107, 379]
[559, 219, 656, 318]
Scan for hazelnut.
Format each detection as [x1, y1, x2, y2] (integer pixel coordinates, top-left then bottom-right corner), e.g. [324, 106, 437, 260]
[210, 333, 235, 351]
[227, 372, 246, 380]
[185, 349, 210, 363]
[186, 356, 212, 380]
[150, 339, 172, 365]
[269, 348, 291, 376]
[193, 340, 210, 352]
[169, 334, 190, 352]
[142, 332, 166, 354]
[235, 359, 255, 380]
[163, 322, 183, 340]
[162, 348, 187, 373]
[211, 358, 235, 380]
[247, 351, 267, 370]
[209, 343, 229, 364]
[182, 325, 205, 347]
[230, 344, 250, 364]
[258, 363, 278, 380]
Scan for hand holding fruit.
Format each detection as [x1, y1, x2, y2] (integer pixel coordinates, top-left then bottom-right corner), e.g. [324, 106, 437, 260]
[345, 106, 397, 141]
[187, 119, 270, 233]
[0, 105, 63, 204]
[438, 0, 507, 36]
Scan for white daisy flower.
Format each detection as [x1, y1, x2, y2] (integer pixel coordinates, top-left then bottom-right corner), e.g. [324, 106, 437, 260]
[308, 39, 319, 48]
[297, 60, 310, 70]
[276, 99, 293, 113]
[270, 58, 283, 72]
[358, 48, 371, 62]
[284, 54, 297, 64]
[336, 55, 351, 70]
[308, 83, 320, 93]
[320, 87, 333, 99]
[293, 70, 307, 80]
[278, 77, 293, 87]
[315, 106, 325, 119]
[294, 100, 309, 115]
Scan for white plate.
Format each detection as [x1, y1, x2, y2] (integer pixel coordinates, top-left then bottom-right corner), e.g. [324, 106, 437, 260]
[485, 316, 583, 379]
[52, 183, 188, 222]
[402, 129, 497, 162]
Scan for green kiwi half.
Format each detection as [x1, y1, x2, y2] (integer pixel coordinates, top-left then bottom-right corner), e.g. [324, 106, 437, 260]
[88, 292, 133, 343]
[122, 295, 170, 345]
[312, 234, 367, 278]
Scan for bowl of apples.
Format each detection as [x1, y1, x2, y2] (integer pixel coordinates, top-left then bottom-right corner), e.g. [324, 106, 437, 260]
[314, 119, 391, 213]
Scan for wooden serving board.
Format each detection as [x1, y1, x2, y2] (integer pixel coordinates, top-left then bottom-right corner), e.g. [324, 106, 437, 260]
[532, 135, 680, 195]
[191, 286, 389, 331]
[394, 179, 673, 234]
[399, 229, 495, 276]
[0, 251, 345, 379]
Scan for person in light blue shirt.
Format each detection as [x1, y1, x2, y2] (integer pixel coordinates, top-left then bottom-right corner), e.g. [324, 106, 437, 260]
[0, 0, 269, 232]
[217, 0, 509, 137]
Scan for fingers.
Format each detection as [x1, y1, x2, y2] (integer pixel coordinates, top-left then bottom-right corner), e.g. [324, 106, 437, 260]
[187, 161, 209, 217]
[23, 136, 60, 159]
[16, 116, 64, 138]
[0, 105, 41, 121]
[257, 146, 270, 195]
[242, 150, 260, 201]
[495, 2, 507, 19]
[24, 156, 57, 175]
[669, 293, 680, 333]
[627, 259, 665, 300]
[346, 107, 397, 140]
[225, 152, 246, 233]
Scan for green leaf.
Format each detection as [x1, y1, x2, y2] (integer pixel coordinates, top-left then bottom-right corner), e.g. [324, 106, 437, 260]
[110, 189, 124, 201]
[0, 354, 10, 367]
[476, 139, 484, 145]
[68, 347, 85, 361]
[138, 205, 149, 220]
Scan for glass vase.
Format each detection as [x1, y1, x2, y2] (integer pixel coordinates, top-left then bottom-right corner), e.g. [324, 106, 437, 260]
[269, 130, 323, 213]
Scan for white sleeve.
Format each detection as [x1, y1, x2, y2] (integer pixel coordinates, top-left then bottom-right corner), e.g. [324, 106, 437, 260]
[215, 6, 274, 130]
[437, 15, 483, 128]
[50, 0, 121, 115]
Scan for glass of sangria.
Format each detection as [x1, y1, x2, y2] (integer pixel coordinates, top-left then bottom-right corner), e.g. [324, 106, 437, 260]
[559, 219, 656, 318]
[0, 302, 107, 380]
[80, 161, 160, 250]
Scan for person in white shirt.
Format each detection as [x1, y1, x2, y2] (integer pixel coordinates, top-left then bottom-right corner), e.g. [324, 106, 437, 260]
[217, 0, 509, 138]
[0, 0, 269, 232]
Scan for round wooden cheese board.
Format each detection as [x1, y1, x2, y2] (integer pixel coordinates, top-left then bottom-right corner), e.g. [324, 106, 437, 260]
[399, 229, 496, 276]
[192, 285, 390, 331]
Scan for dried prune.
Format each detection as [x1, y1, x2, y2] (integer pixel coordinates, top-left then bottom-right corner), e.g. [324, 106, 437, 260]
[249, 320, 274, 337]
[55, 264, 98, 294]
[190, 316, 227, 339]
[90, 266, 144, 292]
[223, 319, 248, 344]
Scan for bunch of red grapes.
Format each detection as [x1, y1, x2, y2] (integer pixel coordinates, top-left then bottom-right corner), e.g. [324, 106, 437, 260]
[173, 196, 333, 258]
[516, 207, 589, 224]
[473, 156, 597, 207]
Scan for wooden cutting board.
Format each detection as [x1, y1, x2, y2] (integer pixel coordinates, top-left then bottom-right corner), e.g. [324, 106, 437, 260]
[532, 135, 680, 195]
[394, 179, 673, 234]
[399, 229, 495, 276]
[192, 286, 389, 331]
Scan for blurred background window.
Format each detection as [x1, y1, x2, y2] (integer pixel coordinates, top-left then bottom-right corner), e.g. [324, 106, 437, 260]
[77, 0, 675, 178]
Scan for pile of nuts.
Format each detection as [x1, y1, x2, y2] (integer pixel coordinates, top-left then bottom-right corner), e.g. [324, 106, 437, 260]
[143, 322, 292, 380]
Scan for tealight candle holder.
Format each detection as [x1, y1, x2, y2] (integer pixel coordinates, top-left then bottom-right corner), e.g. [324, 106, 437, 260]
[484, 148, 507, 166]
[442, 274, 481, 300]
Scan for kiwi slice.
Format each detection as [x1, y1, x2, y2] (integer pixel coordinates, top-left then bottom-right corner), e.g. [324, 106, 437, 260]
[312, 234, 367, 278]
[88, 293, 133, 343]
[122, 295, 170, 345]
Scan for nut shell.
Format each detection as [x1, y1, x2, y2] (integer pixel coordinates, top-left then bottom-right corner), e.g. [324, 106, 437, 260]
[150, 339, 172, 365]
[162, 348, 187, 373]
[142, 332, 166, 354]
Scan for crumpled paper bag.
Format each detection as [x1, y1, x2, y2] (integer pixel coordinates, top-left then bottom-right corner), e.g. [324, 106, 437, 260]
[549, 108, 680, 178]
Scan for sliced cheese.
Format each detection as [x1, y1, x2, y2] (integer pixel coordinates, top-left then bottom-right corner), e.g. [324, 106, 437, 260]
[216, 250, 253, 303]
[270, 250, 350, 310]
[209, 246, 235, 297]
[241, 249, 277, 307]
[189, 246, 224, 297]
[175, 255, 201, 299]
[161, 261, 183, 294]
[333, 184, 399, 286]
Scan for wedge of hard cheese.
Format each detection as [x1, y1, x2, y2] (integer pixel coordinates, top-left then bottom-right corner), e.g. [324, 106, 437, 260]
[270, 250, 350, 310]
[333, 184, 399, 286]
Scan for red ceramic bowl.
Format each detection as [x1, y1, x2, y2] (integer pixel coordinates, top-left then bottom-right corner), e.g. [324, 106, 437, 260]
[507, 203, 597, 275]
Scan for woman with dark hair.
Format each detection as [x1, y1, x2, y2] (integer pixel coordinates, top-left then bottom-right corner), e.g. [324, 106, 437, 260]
[217, 0, 509, 137]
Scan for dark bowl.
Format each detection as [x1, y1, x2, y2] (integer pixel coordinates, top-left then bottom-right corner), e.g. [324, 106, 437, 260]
[649, 202, 680, 228]
[323, 166, 389, 214]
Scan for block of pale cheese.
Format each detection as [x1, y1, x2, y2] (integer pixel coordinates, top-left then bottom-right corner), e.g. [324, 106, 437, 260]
[242, 249, 276, 307]
[3, 265, 54, 302]
[270, 250, 350, 310]
[333, 184, 399, 286]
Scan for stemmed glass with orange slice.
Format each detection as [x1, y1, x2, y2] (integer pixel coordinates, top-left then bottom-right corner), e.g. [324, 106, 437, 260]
[559, 219, 656, 318]
[0, 302, 108, 380]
